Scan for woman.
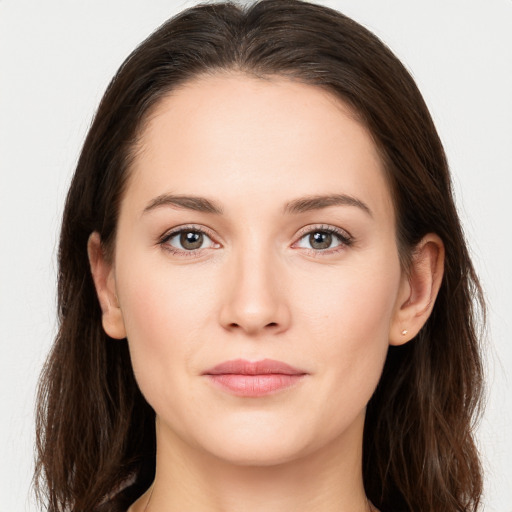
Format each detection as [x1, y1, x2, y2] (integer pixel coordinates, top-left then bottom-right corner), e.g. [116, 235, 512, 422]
[34, 0, 484, 511]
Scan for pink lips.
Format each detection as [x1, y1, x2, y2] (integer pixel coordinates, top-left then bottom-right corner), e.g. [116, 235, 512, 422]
[203, 358, 307, 397]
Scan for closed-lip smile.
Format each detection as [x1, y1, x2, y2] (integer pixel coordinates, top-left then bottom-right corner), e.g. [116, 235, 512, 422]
[203, 358, 307, 397]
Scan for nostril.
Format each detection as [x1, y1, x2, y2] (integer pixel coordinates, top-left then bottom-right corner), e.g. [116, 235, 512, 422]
[227, 321, 278, 330]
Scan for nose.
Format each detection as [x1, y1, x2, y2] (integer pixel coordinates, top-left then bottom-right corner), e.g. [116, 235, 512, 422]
[218, 248, 291, 336]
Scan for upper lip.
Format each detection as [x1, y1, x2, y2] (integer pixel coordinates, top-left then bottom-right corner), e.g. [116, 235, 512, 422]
[203, 358, 306, 375]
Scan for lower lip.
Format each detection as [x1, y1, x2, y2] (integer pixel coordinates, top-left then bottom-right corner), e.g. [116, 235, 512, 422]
[206, 374, 305, 397]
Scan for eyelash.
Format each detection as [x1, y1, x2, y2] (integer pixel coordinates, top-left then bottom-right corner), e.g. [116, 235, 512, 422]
[158, 224, 354, 257]
[293, 224, 354, 255]
[159, 224, 219, 257]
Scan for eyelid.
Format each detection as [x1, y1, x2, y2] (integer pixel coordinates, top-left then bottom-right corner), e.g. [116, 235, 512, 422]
[294, 223, 352, 240]
[157, 223, 353, 257]
[292, 224, 354, 253]
[158, 224, 221, 254]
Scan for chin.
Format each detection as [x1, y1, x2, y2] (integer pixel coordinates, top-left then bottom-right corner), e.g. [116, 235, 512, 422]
[209, 439, 309, 467]
[190, 418, 325, 467]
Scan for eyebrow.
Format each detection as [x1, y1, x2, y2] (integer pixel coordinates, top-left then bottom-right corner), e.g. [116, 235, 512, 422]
[142, 192, 372, 217]
[143, 194, 224, 215]
[284, 194, 372, 217]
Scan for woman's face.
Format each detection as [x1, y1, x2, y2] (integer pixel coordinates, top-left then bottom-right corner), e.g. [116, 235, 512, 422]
[106, 74, 409, 465]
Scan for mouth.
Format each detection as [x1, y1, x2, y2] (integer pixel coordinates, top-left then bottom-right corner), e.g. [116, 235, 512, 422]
[202, 358, 308, 397]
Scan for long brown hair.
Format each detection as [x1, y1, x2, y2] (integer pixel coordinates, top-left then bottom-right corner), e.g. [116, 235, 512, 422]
[35, 1, 485, 510]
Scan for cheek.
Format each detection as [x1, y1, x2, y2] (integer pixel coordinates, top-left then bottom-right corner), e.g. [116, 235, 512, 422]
[294, 255, 401, 415]
[298, 257, 400, 345]
[115, 256, 216, 407]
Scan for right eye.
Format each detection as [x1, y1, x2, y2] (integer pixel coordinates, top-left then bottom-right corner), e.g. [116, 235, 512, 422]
[160, 227, 219, 254]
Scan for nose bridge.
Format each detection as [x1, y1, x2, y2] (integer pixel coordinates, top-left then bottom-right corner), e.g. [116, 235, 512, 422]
[219, 233, 289, 334]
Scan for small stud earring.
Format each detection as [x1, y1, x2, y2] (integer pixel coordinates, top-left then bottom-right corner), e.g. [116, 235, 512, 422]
[401, 329, 408, 336]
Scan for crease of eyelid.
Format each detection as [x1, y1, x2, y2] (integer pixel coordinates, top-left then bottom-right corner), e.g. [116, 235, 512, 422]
[294, 223, 353, 241]
[142, 193, 372, 218]
[159, 226, 218, 247]
[293, 228, 353, 251]
[159, 231, 218, 257]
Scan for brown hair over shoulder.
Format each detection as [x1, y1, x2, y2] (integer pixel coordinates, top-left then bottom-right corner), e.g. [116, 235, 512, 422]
[35, 1, 485, 510]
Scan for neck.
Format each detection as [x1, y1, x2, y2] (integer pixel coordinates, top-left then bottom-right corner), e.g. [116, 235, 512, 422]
[131, 413, 372, 512]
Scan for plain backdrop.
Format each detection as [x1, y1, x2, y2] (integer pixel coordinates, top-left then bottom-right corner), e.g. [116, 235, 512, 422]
[1, 0, 511, 510]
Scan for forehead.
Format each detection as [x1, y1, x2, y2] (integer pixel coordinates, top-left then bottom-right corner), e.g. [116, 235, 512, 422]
[126, 73, 392, 219]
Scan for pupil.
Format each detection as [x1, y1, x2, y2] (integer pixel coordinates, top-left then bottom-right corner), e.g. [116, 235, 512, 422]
[310, 231, 332, 250]
[180, 231, 203, 250]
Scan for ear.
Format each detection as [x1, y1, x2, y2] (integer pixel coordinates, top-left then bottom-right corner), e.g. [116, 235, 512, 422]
[87, 232, 127, 339]
[389, 233, 445, 346]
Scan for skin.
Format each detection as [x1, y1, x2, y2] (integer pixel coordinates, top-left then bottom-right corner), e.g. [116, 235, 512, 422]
[88, 74, 444, 512]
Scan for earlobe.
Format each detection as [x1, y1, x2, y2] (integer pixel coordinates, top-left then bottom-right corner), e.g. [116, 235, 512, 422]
[87, 232, 127, 339]
[389, 234, 445, 346]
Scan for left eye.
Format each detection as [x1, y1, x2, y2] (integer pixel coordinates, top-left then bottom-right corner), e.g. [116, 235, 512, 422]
[163, 229, 216, 251]
[295, 230, 348, 251]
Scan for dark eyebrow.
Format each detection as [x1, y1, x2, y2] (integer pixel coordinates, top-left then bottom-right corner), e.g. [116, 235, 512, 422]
[284, 194, 372, 217]
[143, 193, 371, 217]
[143, 194, 223, 215]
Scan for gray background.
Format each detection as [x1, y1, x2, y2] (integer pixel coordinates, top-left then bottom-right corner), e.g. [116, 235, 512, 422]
[1, 0, 511, 510]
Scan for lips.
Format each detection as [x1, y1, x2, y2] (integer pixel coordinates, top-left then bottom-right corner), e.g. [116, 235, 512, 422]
[203, 358, 307, 397]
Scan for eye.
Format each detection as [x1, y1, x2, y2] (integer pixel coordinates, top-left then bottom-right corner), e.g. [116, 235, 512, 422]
[160, 227, 218, 253]
[294, 226, 353, 252]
